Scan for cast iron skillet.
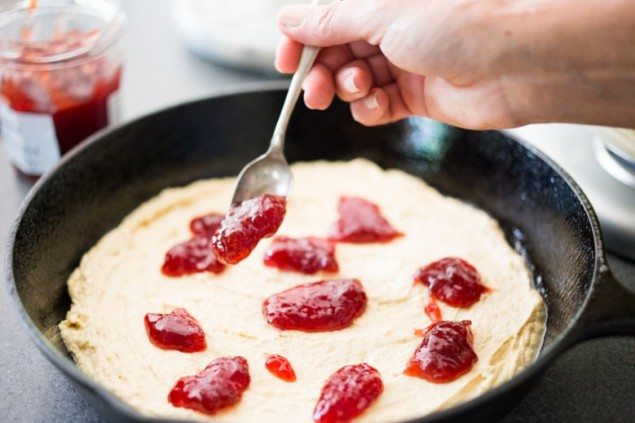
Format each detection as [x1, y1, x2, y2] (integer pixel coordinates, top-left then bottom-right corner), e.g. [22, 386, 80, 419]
[6, 82, 635, 422]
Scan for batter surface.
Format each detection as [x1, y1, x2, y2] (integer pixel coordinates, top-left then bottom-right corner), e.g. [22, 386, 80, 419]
[60, 159, 546, 422]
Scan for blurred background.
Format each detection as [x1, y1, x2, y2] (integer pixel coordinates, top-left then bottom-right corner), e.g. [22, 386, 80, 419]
[122, 0, 293, 118]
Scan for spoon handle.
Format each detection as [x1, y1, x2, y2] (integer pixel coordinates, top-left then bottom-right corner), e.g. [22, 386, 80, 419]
[270, 0, 337, 153]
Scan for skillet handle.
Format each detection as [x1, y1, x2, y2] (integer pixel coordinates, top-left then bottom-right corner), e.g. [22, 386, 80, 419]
[576, 265, 635, 339]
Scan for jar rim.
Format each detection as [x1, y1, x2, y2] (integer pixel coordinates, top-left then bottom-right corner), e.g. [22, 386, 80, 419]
[0, 0, 124, 67]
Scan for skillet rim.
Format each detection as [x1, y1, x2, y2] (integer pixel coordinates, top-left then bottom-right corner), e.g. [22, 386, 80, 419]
[4, 80, 607, 422]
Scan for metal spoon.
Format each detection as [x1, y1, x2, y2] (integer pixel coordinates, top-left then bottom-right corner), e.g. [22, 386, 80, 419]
[231, 0, 334, 206]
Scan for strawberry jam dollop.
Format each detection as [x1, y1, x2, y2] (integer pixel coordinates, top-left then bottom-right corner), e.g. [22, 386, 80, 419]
[328, 196, 401, 243]
[161, 237, 225, 276]
[263, 279, 367, 332]
[212, 194, 287, 265]
[263, 236, 338, 274]
[414, 257, 488, 307]
[144, 308, 206, 352]
[313, 363, 383, 423]
[265, 354, 297, 382]
[168, 356, 250, 415]
[190, 213, 224, 238]
[405, 320, 477, 383]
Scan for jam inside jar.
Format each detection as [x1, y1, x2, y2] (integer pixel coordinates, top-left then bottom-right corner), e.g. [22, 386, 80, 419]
[0, 0, 124, 178]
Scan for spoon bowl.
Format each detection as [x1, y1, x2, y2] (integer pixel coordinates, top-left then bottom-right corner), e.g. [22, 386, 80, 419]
[231, 147, 293, 206]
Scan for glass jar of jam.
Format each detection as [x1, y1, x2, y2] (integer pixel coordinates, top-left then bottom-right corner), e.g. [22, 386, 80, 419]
[0, 0, 124, 178]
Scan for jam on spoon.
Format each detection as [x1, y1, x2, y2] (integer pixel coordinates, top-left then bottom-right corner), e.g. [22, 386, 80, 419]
[263, 236, 338, 274]
[168, 356, 250, 415]
[405, 320, 477, 383]
[265, 354, 297, 382]
[144, 308, 206, 352]
[263, 279, 367, 332]
[328, 196, 402, 243]
[212, 194, 286, 265]
[414, 257, 489, 308]
[313, 363, 383, 423]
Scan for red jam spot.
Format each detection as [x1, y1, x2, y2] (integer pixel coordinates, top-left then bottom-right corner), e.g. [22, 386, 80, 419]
[161, 237, 225, 276]
[168, 356, 250, 415]
[405, 320, 477, 383]
[144, 308, 206, 352]
[424, 298, 442, 322]
[328, 196, 401, 243]
[263, 236, 339, 274]
[190, 213, 224, 238]
[413, 328, 426, 337]
[313, 363, 383, 423]
[414, 257, 488, 308]
[263, 279, 367, 332]
[212, 194, 287, 265]
[265, 354, 297, 382]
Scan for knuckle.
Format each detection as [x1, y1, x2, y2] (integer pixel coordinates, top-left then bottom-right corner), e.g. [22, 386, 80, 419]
[313, 4, 338, 39]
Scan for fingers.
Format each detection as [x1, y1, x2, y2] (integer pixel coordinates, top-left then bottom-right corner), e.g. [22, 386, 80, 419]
[302, 63, 336, 110]
[303, 51, 393, 112]
[302, 56, 376, 113]
[335, 60, 372, 102]
[275, 1, 425, 127]
[278, 1, 390, 47]
[350, 83, 415, 126]
[275, 8, 416, 126]
[350, 88, 389, 125]
[294, 45, 368, 109]
[316, 45, 353, 71]
[394, 72, 428, 117]
[382, 83, 412, 119]
[366, 54, 394, 86]
[298, 46, 364, 110]
[348, 41, 380, 59]
[300, 56, 414, 124]
[275, 36, 302, 73]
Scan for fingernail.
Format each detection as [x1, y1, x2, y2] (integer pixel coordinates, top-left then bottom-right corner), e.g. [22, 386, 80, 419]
[364, 93, 379, 110]
[279, 5, 308, 28]
[343, 71, 360, 93]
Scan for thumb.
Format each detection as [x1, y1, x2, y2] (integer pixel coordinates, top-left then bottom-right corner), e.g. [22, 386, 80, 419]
[278, 1, 388, 46]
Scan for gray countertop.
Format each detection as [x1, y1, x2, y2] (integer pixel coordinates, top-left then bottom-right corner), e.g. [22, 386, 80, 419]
[1, 0, 633, 421]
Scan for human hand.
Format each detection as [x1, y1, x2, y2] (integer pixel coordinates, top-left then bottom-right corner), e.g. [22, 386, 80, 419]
[275, 0, 635, 129]
[276, 0, 520, 129]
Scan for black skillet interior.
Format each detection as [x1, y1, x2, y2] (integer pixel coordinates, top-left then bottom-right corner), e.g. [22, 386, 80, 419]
[8, 86, 599, 421]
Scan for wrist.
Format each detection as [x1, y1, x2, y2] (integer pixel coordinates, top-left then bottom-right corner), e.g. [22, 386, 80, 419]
[487, 0, 635, 126]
